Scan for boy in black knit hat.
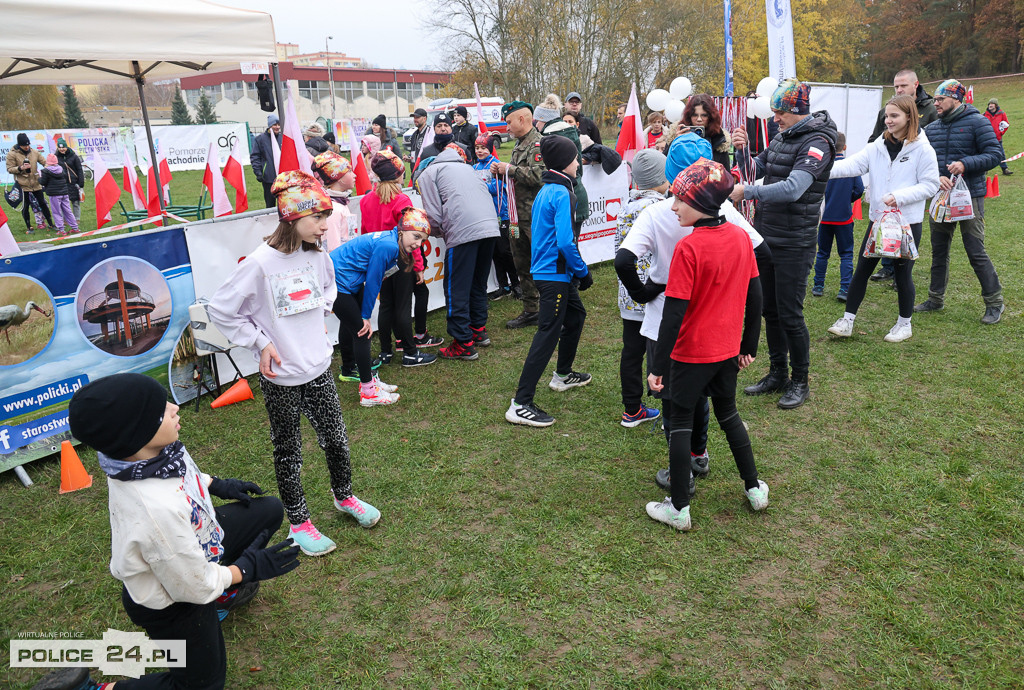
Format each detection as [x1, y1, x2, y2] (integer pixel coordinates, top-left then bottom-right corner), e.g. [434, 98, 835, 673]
[33, 374, 300, 690]
[505, 136, 593, 427]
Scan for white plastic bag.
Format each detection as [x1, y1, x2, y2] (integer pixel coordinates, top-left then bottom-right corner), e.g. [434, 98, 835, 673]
[873, 210, 905, 258]
[948, 175, 974, 221]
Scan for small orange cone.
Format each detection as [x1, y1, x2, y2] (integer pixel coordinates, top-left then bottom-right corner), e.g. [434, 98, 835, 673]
[59, 440, 93, 494]
[992, 174, 1000, 198]
[852, 198, 863, 220]
[211, 378, 254, 409]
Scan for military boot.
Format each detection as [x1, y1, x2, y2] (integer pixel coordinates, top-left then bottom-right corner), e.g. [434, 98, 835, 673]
[743, 366, 790, 396]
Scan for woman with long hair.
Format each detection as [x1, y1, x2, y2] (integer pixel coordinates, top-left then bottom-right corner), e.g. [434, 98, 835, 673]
[681, 94, 732, 170]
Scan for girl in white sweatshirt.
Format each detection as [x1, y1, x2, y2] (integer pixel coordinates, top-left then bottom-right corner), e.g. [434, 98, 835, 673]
[208, 171, 381, 557]
[826, 95, 940, 343]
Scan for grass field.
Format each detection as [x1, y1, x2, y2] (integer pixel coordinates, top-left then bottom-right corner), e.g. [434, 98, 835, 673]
[3, 85, 1024, 688]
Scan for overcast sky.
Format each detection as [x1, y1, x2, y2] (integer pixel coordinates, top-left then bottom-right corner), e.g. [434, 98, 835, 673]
[226, 0, 445, 71]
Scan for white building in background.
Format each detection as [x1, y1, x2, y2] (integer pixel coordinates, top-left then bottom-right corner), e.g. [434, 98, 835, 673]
[179, 60, 452, 137]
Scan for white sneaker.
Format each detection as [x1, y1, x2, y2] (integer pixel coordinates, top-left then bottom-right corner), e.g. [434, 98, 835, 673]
[372, 373, 398, 392]
[745, 480, 770, 511]
[827, 317, 854, 337]
[883, 322, 912, 343]
[548, 370, 592, 392]
[360, 385, 399, 407]
[645, 498, 692, 530]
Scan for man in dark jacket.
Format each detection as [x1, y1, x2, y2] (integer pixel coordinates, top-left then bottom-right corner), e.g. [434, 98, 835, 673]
[451, 106, 479, 163]
[564, 92, 602, 144]
[915, 79, 1005, 324]
[55, 138, 85, 223]
[730, 79, 837, 410]
[250, 114, 281, 208]
[419, 112, 470, 160]
[867, 69, 940, 283]
[405, 108, 430, 163]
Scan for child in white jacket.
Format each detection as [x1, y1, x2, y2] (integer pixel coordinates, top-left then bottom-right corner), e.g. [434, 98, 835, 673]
[826, 95, 939, 343]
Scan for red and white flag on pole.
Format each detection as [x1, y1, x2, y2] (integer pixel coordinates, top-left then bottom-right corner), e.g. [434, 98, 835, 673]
[121, 149, 146, 210]
[157, 141, 173, 204]
[966, 85, 974, 104]
[615, 83, 647, 164]
[270, 130, 282, 179]
[91, 150, 121, 229]
[348, 126, 372, 196]
[0, 205, 19, 257]
[413, 122, 435, 172]
[142, 156, 163, 226]
[474, 82, 489, 134]
[222, 137, 249, 213]
[202, 143, 233, 217]
[279, 84, 313, 174]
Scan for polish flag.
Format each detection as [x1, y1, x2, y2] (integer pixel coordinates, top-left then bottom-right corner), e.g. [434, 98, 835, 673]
[142, 156, 163, 225]
[121, 149, 146, 210]
[278, 84, 313, 174]
[966, 85, 974, 104]
[270, 129, 282, 179]
[222, 137, 249, 213]
[202, 143, 233, 217]
[474, 82, 488, 134]
[348, 126, 372, 195]
[0, 205, 19, 257]
[615, 83, 646, 164]
[157, 141, 173, 203]
[91, 150, 122, 229]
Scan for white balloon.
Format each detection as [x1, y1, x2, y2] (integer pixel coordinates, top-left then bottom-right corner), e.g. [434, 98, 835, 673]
[669, 77, 692, 100]
[645, 89, 671, 112]
[749, 95, 773, 119]
[756, 77, 778, 99]
[664, 99, 686, 122]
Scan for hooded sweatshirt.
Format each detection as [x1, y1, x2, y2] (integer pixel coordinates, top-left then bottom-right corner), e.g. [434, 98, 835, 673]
[416, 147, 500, 249]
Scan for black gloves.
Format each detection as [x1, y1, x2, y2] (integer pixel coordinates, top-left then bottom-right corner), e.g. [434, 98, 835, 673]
[577, 272, 594, 292]
[208, 478, 266, 506]
[233, 530, 301, 584]
[627, 280, 665, 304]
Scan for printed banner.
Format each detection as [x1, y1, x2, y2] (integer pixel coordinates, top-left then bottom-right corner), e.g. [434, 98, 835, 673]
[578, 162, 629, 264]
[724, 0, 735, 96]
[0, 229, 199, 472]
[46, 128, 134, 170]
[765, 0, 797, 81]
[0, 130, 48, 186]
[134, 123, 250, 171]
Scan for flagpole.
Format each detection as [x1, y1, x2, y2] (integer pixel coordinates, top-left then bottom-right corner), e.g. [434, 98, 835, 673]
[724, 0, 734, 97]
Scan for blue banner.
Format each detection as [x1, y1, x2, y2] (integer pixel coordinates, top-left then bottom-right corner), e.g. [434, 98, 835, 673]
[0, 375, 89, 419]
[0, 409, 71, 455]
[724, 0, 735, 97]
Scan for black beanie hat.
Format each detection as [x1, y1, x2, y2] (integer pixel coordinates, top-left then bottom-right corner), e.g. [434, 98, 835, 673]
[17, 133, 29, 146]
[434, 112, 453, 129]
[454, 105, 469, 119]
[69, 374, 168, 459]
[372, 114, 388, 130]
[540, 135, 577, 171]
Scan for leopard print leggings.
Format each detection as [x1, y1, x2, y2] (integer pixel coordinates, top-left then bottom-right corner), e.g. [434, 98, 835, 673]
[259, 369, 352, 525]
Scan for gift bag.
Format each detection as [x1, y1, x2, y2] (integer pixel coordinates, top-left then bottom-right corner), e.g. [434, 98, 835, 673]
[929, 186, 949, 222]
[948, 175, 974, 221]
[873, 209, 905, 258]
[863, 225, 880, 258]
[901, 224, 919, 260]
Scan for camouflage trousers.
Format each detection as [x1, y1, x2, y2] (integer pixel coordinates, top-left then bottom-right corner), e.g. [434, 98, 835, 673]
[509, 221, 539, 313]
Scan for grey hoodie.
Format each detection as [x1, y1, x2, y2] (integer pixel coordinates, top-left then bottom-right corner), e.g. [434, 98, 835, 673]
[416, 148, 500, 249]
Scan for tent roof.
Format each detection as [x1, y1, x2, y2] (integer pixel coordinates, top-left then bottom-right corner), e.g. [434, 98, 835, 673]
[0, 0, 277, 84]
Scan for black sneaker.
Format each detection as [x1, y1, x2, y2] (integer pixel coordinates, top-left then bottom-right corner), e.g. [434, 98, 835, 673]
[981, 304, 1004, 325]
[870, 266, 894, 281]
[511, 286, 524, 300]
[402, 350, 437, 367]
[30, 667, 93, 690]
[655, 468, 696, 497]
[413, 334, 444, 348]
[471, 326, 491, 347]
[506, 310, 538, 329]
[913, 299, 944, 313]
[373, 352, 394, 367]
[837, 290, 848, 302]
[505, 399, 555, 427]
[489, 287, 511, 301]
[549, 371, 591, 391]
[216, 581, 260, 621]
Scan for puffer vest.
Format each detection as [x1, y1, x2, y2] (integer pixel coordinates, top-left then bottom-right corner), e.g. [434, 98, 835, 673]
[754, 111, 838, 251]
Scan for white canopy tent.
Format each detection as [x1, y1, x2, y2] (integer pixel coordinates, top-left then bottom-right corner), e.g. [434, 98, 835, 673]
[0, 0, 279, 211]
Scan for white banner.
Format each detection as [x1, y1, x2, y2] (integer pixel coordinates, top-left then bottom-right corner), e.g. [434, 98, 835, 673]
[134, 123, 250, 171]
[765, 0, 797, 81]
[808, 83, 883, 155]
[47, 127, 134, 170]
[578, 162, 629, 264]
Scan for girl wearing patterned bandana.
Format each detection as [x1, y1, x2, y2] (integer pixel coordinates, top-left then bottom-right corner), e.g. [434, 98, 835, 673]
[330, 207, 432, 405]
[208, 171, 382, 557]
[646, 159, 769, 531]
[311, 150, 356, 252]
[32, 374, 300, 690]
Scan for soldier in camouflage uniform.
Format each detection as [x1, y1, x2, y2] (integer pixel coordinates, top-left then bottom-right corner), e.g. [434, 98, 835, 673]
[492, 101, 546, 329]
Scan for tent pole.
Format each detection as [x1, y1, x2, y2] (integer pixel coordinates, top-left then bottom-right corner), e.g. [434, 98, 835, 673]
[132, 60, 164, 214]
[271, 62, 285, 129]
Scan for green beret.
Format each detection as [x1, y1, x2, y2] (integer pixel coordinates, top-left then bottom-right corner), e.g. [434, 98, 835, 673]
[501, 101, 533, 119]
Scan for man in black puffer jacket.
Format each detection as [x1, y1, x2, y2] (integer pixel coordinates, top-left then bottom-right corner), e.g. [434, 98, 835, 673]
[730, 79, 837, 410]
[914, 79, 1005, 324]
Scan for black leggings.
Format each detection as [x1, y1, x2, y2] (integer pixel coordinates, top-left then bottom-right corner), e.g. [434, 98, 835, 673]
[845, 222, 922, 319]
[332, 290, 373, 383]
[377, 270, 418, 355]
[117, 496, 284, 689]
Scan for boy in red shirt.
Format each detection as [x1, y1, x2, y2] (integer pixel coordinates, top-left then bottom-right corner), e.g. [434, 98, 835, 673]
[646, 159, 769, 530]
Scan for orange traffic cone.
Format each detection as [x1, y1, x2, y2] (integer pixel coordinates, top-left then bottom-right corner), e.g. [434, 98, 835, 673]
[852, 198, 863, 220]
[210, 378, 254, 409]
[59, 440, 93, 494]
[991, 174, 1000, 198]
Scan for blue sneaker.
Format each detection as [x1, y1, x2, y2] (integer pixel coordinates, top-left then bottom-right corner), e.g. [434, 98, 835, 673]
[288, 520, 336, 556]
[334, 494, 381, 528]
[621, 405, 661, 428]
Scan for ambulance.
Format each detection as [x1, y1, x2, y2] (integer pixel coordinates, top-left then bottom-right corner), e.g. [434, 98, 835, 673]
[403, 97, 510, 151]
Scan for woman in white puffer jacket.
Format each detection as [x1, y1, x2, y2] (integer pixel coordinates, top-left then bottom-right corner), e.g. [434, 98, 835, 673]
[826, 94, 940, 343]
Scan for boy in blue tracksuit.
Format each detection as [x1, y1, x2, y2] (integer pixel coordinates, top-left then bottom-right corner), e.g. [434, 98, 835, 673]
[505, 136, 593, 427]
[813, 132, 864, 300]
[330, 208, 432, 406]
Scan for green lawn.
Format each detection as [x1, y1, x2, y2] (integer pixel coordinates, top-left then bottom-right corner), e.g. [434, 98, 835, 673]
[3, 92, 1024, 687]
